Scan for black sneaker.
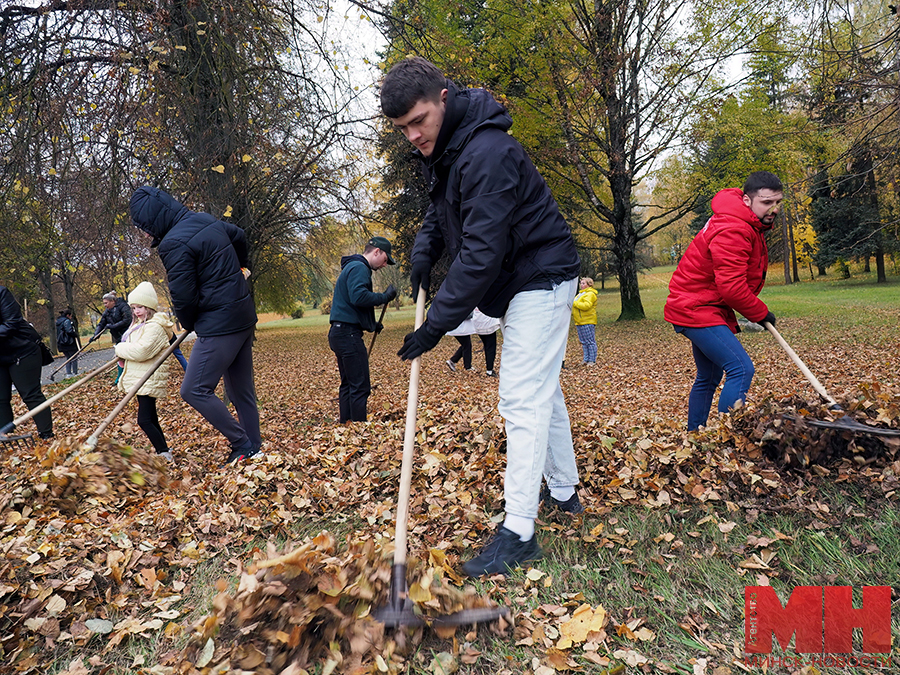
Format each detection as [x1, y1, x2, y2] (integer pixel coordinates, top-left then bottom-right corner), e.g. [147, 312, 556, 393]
[540, 484, 585, 514]
[461, 526, 543, 577]
[225, 445, 263, 466]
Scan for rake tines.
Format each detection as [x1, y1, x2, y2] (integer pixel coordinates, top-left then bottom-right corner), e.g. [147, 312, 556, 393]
[0, 432, 35, 449]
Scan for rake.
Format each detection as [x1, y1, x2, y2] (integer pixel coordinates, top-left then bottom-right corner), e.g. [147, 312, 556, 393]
[373, 289, 508, 628]
[765, 322, 900, 438]
[367, 302, 389, 357]
[49, 335, 99, 381]
[0, 357, 118, 449]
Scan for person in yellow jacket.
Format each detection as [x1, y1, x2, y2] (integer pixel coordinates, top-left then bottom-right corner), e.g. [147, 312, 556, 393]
[115, 282, 175, 461]
[572, 277, 598, 365]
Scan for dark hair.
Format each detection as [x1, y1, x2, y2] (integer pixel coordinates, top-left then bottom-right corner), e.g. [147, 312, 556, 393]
[380, 56, 446, 118]
[363, 244, 377, 255]
[743, 171, 783, 196]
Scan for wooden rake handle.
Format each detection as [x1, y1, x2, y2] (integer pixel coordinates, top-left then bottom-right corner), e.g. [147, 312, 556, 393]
[393, 288, 426, 567]
[49, 337, 98, 379]
[86, 331, 190, 448]
[764, 322, 841, 409]
[1, 357, 118, 435]
[368, 303, 389, 357]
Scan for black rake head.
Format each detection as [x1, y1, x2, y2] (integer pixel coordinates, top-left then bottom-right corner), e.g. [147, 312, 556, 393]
[0, 432, 35, 449]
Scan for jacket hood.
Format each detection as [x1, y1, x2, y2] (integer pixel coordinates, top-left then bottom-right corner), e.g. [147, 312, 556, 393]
[149, 312, 174, 330]
[130, 187, 192, 247]
[711, 188, 774, 233]
[427, 82, 512, 169]
[340, 253, 369, 269]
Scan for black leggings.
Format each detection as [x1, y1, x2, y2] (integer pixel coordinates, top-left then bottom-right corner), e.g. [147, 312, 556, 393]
[137, 395, 168, 454]
[450, 333, 497, 371]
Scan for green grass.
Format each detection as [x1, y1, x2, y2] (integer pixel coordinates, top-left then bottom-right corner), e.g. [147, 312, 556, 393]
[455, 484, 899, 674]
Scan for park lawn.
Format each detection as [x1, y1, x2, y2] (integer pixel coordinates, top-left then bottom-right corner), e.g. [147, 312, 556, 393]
[2, 269, 898, 674]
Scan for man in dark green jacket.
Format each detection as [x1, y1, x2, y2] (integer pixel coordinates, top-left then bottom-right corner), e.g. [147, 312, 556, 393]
[328, 237, 397, 423]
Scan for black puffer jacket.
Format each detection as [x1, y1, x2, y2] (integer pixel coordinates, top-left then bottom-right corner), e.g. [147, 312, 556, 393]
[411, 82, 579, 334]
[130, 187, 257, 336]
[95, 298, 132, 343]
[0, 286, 42, 366]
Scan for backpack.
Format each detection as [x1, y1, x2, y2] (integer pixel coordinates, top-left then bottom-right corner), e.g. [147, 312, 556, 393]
[57, 319, 74, 346]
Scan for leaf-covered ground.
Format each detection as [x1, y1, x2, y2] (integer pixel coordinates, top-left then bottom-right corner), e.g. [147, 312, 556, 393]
[2, 311, 898, 674]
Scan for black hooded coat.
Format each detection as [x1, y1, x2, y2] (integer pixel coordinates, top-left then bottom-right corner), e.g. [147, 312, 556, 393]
[130, 187, 257, 336]
[0, 286, 43, 366]
[410, 82, 579, 335]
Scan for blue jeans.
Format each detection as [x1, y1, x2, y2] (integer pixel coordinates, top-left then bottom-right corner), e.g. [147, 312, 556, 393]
[499, 277, 580, 519]
[674, 324, 755, 430]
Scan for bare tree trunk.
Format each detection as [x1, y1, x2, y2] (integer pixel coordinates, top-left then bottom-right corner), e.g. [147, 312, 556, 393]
[787, 205, 799, 282]
[781, 213, 791, 285]
[864, 164, 887, 283]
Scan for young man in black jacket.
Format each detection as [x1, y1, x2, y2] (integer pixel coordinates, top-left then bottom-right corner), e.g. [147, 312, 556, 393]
[130, 187, 261, 465]
[328, 237, 397, 423]
[382, 57, 584, 577]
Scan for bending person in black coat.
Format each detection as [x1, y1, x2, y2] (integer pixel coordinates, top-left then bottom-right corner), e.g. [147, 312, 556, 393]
[130, 187, 261, 466]
[0, 286, 53, 439]
[382, 57, 582, 577]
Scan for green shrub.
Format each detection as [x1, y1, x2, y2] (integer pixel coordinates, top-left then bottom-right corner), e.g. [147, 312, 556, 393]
[291, 306, 304, 319]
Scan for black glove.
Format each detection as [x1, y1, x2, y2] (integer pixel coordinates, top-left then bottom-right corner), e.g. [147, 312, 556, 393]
[397, 323, 443, 361]
[762, 311, 776, 327]
[375, 322, 384, 334]
[409, 261, 432, 300]
[90, 332, 101, 342]
[383, 284, 397, 302]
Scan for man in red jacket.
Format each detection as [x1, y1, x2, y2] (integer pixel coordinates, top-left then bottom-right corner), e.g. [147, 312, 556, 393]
[664, 171, 783, 430]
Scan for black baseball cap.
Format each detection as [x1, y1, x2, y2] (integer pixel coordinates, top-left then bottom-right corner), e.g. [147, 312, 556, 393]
[368, 236, 396, 265]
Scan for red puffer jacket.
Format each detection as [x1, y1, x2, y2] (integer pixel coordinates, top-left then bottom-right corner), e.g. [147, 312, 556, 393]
[664, 188, 771, 333]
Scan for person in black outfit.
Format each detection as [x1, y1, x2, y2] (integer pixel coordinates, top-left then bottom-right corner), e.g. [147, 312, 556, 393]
[0, 286, 53, 439]
[382, 57, 582, 577]
[328, 237, 397, 423]
[93, 292, 132, 344]
[93, 291, 132, 384]
[130, 186, 262, 465]
[56, 309, 79, 374]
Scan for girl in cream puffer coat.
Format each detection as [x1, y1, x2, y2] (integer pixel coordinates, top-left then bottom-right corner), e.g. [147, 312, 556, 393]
[115, 282, 175, 460]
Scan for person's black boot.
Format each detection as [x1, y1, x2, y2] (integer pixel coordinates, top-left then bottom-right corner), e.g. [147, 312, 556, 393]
[540, 484, 585, 514]
[461, 526, 542, 577]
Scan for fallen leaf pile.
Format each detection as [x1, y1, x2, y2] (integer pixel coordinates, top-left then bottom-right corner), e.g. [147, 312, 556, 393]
[1, 314, 898, 673]
[170, 536, 508, 675]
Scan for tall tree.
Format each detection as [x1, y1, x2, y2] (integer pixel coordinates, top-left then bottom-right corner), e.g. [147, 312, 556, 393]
[374, 0, 795, 319]
[1, 0, 371, 315]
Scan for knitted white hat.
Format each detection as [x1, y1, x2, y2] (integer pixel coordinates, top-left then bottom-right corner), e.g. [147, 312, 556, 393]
[127, 281, 159, 310]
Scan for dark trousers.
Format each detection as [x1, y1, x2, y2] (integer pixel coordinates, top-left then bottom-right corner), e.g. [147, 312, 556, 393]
[61, 345, 79, 374]
[137, 394, 168, 453]
[450, 333, 498, 371]
[328, 323, 370, 423]
[180, 327, 260, 451]
[0, 349, 52, 437]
